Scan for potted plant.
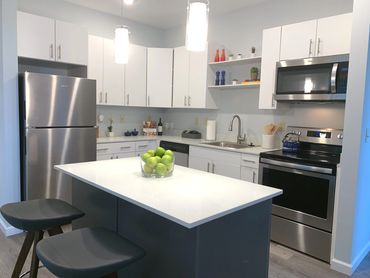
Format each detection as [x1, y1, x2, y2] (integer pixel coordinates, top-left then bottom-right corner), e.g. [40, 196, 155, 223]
[107, 118, 114, 137]
[250, 67, 259, 81]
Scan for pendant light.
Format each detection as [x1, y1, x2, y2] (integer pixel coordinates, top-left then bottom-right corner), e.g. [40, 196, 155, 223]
[186, 0, 209, 52]
[115, 1, 130, 64]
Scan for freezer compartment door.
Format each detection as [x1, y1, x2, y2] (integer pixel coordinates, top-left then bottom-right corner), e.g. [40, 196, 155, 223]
[23, 72, 96, 127]
[24, 127, 97, 202]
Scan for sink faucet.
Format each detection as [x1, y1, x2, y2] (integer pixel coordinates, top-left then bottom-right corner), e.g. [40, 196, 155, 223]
[229, 115, 246, 144]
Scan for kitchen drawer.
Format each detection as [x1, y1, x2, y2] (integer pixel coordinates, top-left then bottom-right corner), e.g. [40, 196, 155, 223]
[135, 140, 157, 152]
[190, 146, 241, 165]
[241, 154, 259, 168]
[97, 143, 115, 155]
[113, 142, 136, 153]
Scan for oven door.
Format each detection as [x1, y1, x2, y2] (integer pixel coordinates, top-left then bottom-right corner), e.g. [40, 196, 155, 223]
[259, 159, 336, 232]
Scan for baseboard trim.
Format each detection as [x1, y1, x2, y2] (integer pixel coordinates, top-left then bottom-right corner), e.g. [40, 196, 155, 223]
[0, 217, 22, 237]
[331, 241, 370, 275]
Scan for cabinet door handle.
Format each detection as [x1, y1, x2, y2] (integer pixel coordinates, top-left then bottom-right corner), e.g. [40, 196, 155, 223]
[50, 44, 54, 59]
[184, 96, 187, 106]
[366, 128, 369, 143]
[116, 156, 119, 159]
[253, 171, 256, 183]
[207, 162, 210, 172]
[99, 92, 103, 103]
[188, 96, 191, 107]
[110, 156, 114, 160]
[120, 146, 131, 149]
[105, 93, 108, 104]
[212, 163, 215, 173]
[242, 159, 256, 164]
[317, 38, 321, 56]
[137, 145, 148, 148]
[97, 148, 109, 152]
[127, 94, 130, 105]
[147, 96, 150, 106]
[309, 39, 313, 56]
[58, 45, 61, 59]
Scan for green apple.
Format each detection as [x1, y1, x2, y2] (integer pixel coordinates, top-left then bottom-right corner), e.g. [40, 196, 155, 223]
[143, 164, 153, 174]
[141, 153, 152, 163]
[146, 157, 158, 168]
[161, 155, 173, 166]
[147, 150, 155, 157]
[155, 163, 167, 176]
[164, 150, 174, 157]
[155, 147, 166, 157]
[166, 163, 174, 171]
[155, 156, 162, 163]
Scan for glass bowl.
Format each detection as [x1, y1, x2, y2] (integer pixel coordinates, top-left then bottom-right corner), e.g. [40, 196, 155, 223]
[140, 156, 175, 178]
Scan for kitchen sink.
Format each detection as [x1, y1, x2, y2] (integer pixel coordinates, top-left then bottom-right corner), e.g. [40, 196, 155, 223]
[201, 141, 252, 149]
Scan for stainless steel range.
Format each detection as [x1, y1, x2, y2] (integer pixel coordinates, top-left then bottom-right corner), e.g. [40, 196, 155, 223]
[259, 126, 343, 262]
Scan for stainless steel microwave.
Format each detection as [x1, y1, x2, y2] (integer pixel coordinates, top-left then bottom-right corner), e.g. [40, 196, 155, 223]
[274, 54, 349, 102]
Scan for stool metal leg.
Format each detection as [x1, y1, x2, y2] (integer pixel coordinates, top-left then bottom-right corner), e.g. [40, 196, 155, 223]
[29, 230, 44, 278]
[47, 226, 63, 236]
[11, 231, 35, 278]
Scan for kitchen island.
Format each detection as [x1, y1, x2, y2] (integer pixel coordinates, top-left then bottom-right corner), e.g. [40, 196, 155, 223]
[55, 157, 282, 278]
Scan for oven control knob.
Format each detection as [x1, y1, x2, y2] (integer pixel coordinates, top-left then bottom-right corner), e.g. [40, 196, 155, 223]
[337, 134, 343, 139]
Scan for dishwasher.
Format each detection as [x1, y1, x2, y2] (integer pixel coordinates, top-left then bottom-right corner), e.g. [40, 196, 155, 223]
[159, 141, 189, 167]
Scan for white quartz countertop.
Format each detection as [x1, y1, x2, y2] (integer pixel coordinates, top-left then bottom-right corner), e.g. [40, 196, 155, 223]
[97, 135, 277, 155]
[55, 157, 282, 228]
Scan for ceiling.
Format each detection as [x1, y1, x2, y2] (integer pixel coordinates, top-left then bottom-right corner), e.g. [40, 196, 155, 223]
[63, 0, 270, 29]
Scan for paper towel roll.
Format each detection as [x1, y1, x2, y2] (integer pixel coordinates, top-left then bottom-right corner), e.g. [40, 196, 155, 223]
[206, 120, 216, 141]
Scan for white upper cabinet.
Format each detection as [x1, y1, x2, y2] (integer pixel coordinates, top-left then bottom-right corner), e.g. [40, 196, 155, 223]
[173, 46, 212, 108]
[173, 46, 190, 108]
[103, 39, 125, 106]
[17, 12, 55, 61]
[147, 48, 174, 108]
[188, 49, 208, 108]
[17, 12, 88, 65]
[88, 35, 104, 104]
[55, 20, 88, 65]
[88, 35, 124, 106]
[125, 44, 147, 107]
[280, 20, 317, 60]
[259, 27, 281, 110]
[316, 13, 352, 57]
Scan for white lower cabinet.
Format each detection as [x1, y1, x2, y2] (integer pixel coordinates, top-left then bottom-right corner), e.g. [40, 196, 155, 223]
[189, 146, 260, 182]
[189, 146, 241, 179]
[97, 140, 157, 161]
[240, 154, 260, 183]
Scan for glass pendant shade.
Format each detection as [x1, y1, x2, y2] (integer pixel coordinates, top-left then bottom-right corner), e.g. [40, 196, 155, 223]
[186, 1, 209, 52]
[115, 26, 129, 64]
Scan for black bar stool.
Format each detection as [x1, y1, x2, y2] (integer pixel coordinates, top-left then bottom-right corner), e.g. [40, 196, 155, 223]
[0, 199, 84, 278]
[36, 227, 145, 278]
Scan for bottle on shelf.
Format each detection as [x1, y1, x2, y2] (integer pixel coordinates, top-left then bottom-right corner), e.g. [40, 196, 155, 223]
[221, 71, 226, 85]
[158, 118, 163, 136]
[214, 49, 220, 63]
[215, 71, 220, 86]
[221, 49, 226, 62]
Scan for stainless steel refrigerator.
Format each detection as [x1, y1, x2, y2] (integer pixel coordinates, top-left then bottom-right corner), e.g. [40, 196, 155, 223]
[19, 72, 97, 202]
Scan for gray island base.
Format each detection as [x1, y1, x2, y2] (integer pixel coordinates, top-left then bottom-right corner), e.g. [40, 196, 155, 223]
[72, 179, 272, 278]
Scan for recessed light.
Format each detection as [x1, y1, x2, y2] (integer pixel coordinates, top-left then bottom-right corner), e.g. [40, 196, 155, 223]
[123, 0, 135, 5]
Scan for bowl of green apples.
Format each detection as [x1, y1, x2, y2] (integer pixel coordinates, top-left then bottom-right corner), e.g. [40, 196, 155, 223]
[141, 147, 175, 178]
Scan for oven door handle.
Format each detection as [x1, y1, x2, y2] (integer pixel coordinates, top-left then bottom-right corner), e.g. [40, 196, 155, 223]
[331, 63, 339, 94]
[260, 158, 333, 175]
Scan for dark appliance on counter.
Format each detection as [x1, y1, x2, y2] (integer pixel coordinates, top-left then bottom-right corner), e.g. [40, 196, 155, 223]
[274, 54, 349, 102]
[19, 72, 97, 202]
[259, 126, 343, 262]
[181, 130, 202, 139]
[160, 141, 189, 167]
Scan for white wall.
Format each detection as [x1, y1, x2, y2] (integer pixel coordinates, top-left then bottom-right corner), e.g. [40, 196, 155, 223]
[17, 0, 165, 46]
[330, 0, 370, 274]
[0, 0, 21, 236]
[162, 0, 352, 143]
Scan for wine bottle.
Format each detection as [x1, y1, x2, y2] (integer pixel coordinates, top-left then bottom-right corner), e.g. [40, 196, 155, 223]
[158, 118, 163, 136]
